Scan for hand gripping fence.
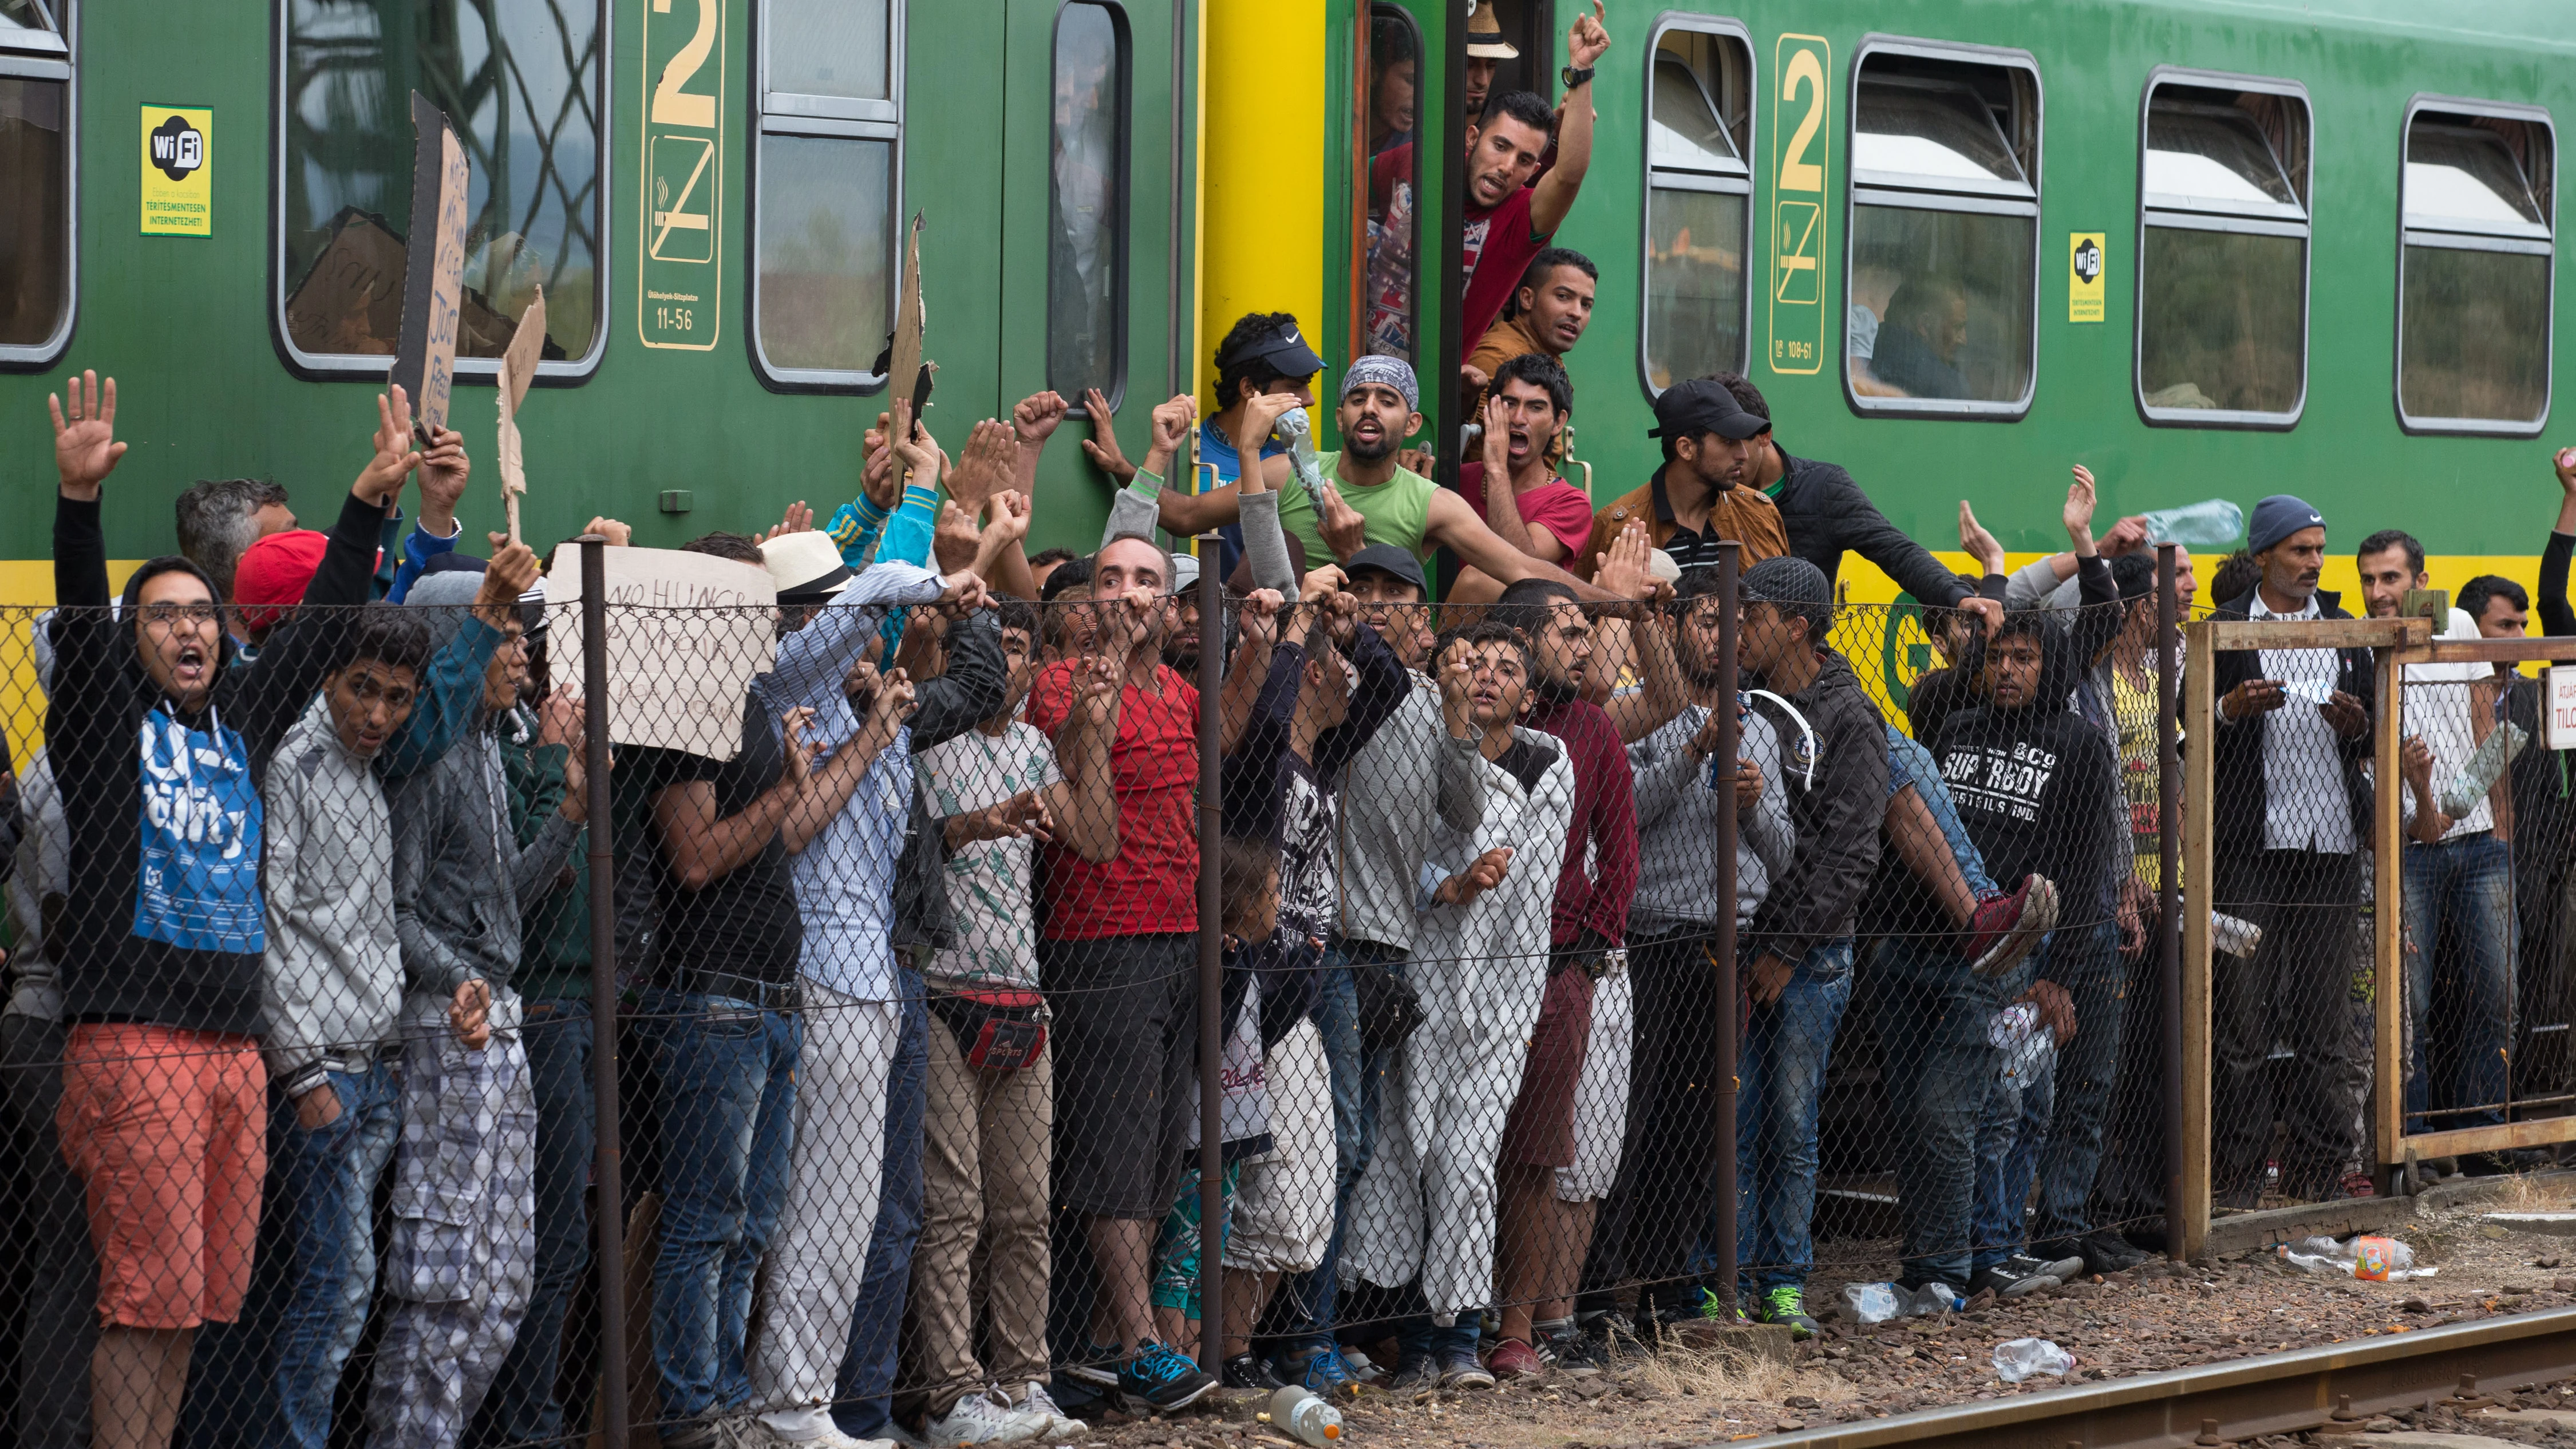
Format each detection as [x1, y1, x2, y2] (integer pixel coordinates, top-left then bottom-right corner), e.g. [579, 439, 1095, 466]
[10, 551, 2575, 1445]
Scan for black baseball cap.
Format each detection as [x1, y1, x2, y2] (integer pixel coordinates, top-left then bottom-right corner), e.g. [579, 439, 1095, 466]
[1647, 378, 1770, 441]
[1345, 543, 1427, 594]
[1216, 318, 1326, 379]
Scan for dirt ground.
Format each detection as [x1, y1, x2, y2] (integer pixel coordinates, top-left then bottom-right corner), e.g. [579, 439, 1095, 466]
[1048, 1176, 2576, 1448]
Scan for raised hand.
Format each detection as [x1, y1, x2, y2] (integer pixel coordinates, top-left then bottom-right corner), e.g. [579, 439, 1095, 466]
[1593, 516, 1657, 605]
[935, 567, 991, 614]
[1301, 562, 1347, 602]
[1098, 584, 1162, 658]
[1235, 587, 1285, 647]
[1395, 443, 1437, 477]
[1073, 652, 1124, 718]
[1148, 393, 1197, 456]
[356, 386, 425, 510]
[947, 418, 1019, 514]
[861, 422, 901, 510]
[1234, 390, 1306, 463]
[584, 515, 634, 546]
[1012, 391, 1070, 449]
[2097, 514, 2151, 558]
[419, 425, 471, 532]
[756, 500, 815, 544]
[475, 536, 543, 630]
[1436, 639, 1476, 736]
[1567, 0, 1610, 69]
[1481, 392, 1512, 468]
[49, 369, 125, 500]
[2064, 464, 2099, 551]
[538, 683, 584, 748]
[2558, 445, 2576, 495]
[1080, 388, 1137, 482]
[933, 500, 983, 574]
[868, 667, 919, 733]
[779, 706, 819, 787]
[890, 398, 941, 484]
[1957, 498, 2005, 575]
[1316, 481, 1369, 562]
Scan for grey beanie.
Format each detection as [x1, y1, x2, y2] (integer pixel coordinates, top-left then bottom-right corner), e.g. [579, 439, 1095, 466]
[2247, 493, 2324, 556]
[402, 568, 486, 655]
[1741, 554, 1832, 633]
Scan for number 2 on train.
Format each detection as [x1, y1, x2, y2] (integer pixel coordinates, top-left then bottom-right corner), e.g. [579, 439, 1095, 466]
[1768, 34, 1831, 376]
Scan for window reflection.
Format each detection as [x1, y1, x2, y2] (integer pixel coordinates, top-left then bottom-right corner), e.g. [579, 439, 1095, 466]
[756, 135, 893, 375]
[0, 75, 68, 349]
[768, 0, 890, 104]
[1642, 25, 1750, 388]
[2140, 227, 2304, 413]
[280, 0, 603, 363]
[1849, 207, 2033, 403]
[1358, 3, 1421, 362]
[1048, 1, 1125, 406]
[2400, 109, 2554, 427]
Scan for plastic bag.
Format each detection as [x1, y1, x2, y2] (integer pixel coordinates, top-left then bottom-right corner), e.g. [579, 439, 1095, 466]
[2275, 1234, 2427, 1280]
[1993, 1337, 2075, 1383]
[1841, 1282, 1902, 1325]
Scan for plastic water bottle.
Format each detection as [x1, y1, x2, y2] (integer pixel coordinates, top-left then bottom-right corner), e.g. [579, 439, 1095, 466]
[1992, 1337, 2075, 1383]
[1841, 1281, 1902, 1324]
[1274, 405, 1326, 499]
[1263, 1385, 1344, 1446]
[1904, 1281, 1966, 1316]
[2139, 499, 2244, 547]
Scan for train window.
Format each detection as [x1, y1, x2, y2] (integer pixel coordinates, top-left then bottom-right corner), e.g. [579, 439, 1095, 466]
[2398, 100, 2554, 434]
[2135, 74, 2310, 427]
[1357, 3, 1423, 364]
[1641, 19, 1751, 394]
[1047, 1, 1128, 410]
[0, 0, 73, 367]
[276, 0, 605, 377]
[752, 0, 902, 386]
[1846, 44, 2040, 418]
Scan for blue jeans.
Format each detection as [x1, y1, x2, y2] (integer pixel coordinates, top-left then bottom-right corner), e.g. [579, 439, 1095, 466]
[2026, 922, 2124, 1248]
[469, 998, 594, 1449]
[270, 1061, 402, 1449]
[1277, 939, 1396, 1356]
[649, 992, 801, 1420]
[1734, 939, 1855, 1296]
[1866, 939, 1997, 1289]
[2402, 832, 2519, 1134]
[831, 968, 928, 1442]
[1974, 1041, 2053, 1272]
[1886, 725, 1997, 898]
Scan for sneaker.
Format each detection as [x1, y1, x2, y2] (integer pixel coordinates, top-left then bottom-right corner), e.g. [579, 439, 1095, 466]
[1220, 1353, 1284, 1391]
[1281, 1345, 1360, 1397]
[1337, 1347, 1383, 1385]
[1750, 1285, 1819, 1341]
[923, 1388, 1046, 1448]
[658, 1420, 726, 1449]
[1009, 1382, 1086, 1442]
[2032, 1250, 2087, 1282]
[1487, 1337, 1546, 1381]
[1118, 1342, 1219, 1413]
[1388, 1357, 1443, 1393]
[2075, 1229, 2153, 1275]
[1969, 1253, 2065, 1299]
[2338, 1170, 2379, 1199]
[1543, 1326, 1609, 1375]
[1061, 1339, 1124, 1388]
[1963, 875, 2059, 978]
[1437, 1345, 1495, 1389]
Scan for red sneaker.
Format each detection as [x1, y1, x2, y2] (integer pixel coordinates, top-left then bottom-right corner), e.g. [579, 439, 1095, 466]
[1487, 1337, 1546, 1381]
[1964, 875, 2058, 978]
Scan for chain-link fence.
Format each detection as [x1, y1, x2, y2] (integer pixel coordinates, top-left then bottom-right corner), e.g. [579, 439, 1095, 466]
[1, 543, 2563, 1449]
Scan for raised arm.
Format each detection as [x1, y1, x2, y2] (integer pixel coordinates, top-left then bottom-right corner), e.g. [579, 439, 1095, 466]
[907, 607, 1009, 751]
[655, 709, 816, 888]
[1219, 589, 1284, 757]
[1528, 2, 1609, 237]
[779, 676, 911, 856]
[1429, 645, 1490, 832]
[2542, 447, 2576, 638]
[1041, 654, 1123, 863]
[1424, 487, 1652, 606]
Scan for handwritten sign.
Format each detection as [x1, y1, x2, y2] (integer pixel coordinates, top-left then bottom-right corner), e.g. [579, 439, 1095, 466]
[2548, 665, 2576, 751]
[391, 92, 471, 439]
[544, 545, 779, 760]
[497, 288, 547, 546]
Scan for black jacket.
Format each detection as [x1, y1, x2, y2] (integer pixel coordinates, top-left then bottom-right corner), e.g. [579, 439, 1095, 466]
[49, 488, 387, 1035]
[1745, 647, 1890, 961]
[2205, 587, 2376, 863]
[1771, 447, 1973, 610]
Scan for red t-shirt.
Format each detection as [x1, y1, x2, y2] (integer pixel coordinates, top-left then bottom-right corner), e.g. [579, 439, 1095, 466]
[1459, 461, 1595, 563]
[1027, 659, 1200, 940]
[1460, 185, 1550, 357]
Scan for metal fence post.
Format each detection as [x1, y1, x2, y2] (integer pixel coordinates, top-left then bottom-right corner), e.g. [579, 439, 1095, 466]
[2156, 545, 2183, 1260]
[1195, 538, 1226, 1375]
[1713, 542, 1741, 1314]
[580, 535, 629, 1447]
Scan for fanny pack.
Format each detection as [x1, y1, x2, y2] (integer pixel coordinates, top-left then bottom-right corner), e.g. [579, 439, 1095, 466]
[1352, 960, 1425, 1057]
[928, 987, 1048, 1072]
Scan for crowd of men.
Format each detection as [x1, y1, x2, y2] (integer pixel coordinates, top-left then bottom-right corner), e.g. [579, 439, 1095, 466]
[7, 10, 2576, 1441]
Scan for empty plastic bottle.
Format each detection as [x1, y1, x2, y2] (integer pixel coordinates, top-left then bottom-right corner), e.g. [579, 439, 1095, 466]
[1263, 1385, 1344, 1446]
[1904, 1281, 1966, 1316]
[1841, 1281, 1902, 1325]
[2139, 499, 2245, 547]
[1992, 1337, 2076, 1383]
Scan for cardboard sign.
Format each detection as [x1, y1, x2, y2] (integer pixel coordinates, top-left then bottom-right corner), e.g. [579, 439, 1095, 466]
[2548, 665, 2576, 751]
[496, 289, 547, 546]
[391, 92, 472, 439]
[543, 545, 778, 761]
[140, 105, 212, 237]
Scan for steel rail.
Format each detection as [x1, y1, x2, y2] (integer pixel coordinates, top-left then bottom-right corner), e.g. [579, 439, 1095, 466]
[1725, 1306, 2576, 1448]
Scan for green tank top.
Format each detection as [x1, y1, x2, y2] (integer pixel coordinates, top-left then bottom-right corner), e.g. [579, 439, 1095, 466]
[1271, 451, 1439, 567]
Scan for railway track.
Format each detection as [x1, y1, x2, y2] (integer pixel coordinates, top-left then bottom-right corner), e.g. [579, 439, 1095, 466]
[1733, 1306, 2576, 1448]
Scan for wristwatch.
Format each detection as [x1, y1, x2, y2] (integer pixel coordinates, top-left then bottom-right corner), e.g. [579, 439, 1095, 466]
[1560, 64, 1595, 90]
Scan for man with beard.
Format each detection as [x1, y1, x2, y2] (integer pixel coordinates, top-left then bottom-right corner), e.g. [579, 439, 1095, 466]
[1461, 249, 1597, 424]
[1572, 570, 1789, 1341]
[1108, 357, 1649, 605]
[1580, 378, 1788, 579]
[1452, 354, 1598, 605]
[1455, 2, 1611, 352]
